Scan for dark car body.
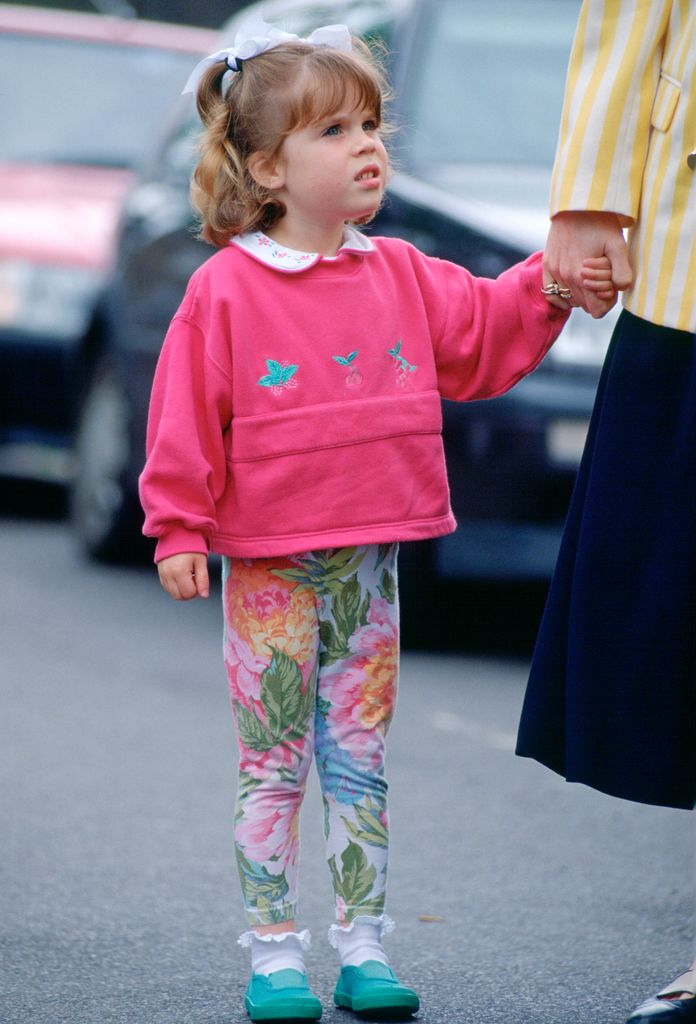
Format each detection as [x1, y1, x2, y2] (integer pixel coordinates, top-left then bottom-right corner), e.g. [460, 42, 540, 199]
[0, 5, 216, 487]
[71, 0, 615, 584]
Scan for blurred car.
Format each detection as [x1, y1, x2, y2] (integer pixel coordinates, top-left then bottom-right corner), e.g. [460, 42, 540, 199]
[71, 0, 616, 582]
[0, 4, 216, 491]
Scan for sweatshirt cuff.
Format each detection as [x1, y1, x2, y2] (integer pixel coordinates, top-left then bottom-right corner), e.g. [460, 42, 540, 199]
[154, 526, 210, 563]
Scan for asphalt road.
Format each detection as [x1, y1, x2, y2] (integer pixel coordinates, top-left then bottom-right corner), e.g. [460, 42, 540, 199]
[1, 509, 693, 1024]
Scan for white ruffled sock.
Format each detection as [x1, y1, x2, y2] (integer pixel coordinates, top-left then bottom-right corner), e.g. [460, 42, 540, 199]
[328, 916, 394, 968]
[239, 929, 311, 976]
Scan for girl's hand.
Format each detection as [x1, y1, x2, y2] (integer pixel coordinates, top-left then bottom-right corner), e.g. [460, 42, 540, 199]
[581, 256, 618, 316]
[157, 552, 209, 600]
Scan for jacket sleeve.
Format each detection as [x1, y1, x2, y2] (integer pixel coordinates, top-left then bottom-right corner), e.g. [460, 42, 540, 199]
[432, 251, 570, 402]
[550, 0, 672, 222]
[138, 313, 233, 562]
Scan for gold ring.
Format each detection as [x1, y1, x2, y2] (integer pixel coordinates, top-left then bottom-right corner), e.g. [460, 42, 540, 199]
[541, 282, 560, 296]
[558, 287, 573, 301]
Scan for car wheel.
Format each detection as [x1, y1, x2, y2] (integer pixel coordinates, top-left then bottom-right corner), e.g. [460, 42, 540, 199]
[71, 357, 149, 563]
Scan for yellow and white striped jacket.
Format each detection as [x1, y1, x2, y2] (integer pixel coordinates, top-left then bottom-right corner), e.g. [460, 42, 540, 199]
[551, 0, 695, 332]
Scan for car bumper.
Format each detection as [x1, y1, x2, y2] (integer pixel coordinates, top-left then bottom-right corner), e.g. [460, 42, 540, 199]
[437, 367, 599, 580]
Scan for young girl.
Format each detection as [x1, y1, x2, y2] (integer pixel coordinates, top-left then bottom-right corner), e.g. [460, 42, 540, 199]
[139, 20, 614, 1022]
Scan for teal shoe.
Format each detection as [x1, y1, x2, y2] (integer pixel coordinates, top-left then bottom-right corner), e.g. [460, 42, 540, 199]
[333, 961, 419, 1015]
[244, 969, 322, 1021]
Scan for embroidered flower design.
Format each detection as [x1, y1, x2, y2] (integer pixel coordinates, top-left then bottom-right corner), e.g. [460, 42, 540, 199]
[258, 359, 299, 394]
[333, 350, 363, 388]
[387, 340, 417, 388]
[252, 233, 316, 268]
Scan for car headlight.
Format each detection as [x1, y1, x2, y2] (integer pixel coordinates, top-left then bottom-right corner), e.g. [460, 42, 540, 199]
[0, 260, 103, 339]
[547, 303, 619, 368]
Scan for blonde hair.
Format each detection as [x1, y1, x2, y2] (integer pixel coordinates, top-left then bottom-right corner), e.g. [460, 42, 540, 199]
[191, 38, 392, 246]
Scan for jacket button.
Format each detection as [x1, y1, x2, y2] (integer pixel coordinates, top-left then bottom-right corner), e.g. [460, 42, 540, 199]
[688, 150, 696, 170]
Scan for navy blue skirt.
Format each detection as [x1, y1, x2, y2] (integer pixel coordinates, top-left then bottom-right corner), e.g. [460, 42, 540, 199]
[516, 310, 696, 810]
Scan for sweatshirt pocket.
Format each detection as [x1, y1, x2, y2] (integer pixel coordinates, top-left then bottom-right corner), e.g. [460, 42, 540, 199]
[217, 390, 449, 544]
[228, 391, 442, 463]
[650, 71, 681, 133]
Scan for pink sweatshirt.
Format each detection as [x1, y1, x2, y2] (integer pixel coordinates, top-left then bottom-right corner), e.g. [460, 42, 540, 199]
[139, 231, 568, 562]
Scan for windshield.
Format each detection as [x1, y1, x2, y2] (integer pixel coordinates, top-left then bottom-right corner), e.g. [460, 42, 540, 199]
[1, 34, 194, 168]
[401, 0, 580, 168]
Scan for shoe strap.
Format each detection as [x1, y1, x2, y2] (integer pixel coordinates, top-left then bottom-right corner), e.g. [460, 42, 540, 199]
[347, 960, 397, 981]
[264, 969, 308, 989]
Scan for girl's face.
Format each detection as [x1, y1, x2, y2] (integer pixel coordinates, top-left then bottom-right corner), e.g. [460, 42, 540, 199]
[267, 98, 388, 247]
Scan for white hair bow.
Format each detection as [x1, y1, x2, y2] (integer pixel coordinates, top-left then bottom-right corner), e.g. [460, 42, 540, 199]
[182, 15, 353, 95]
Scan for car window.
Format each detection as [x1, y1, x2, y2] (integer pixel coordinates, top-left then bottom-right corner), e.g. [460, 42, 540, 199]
[1, 35, 198, 168]
[400, 0, 580, 168]
[260, 0, 394, 39]
[156, 112, 201, 187]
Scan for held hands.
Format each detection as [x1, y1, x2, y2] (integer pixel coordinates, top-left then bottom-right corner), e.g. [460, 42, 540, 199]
[542, 210, 633, 318]
[157, 552, 210, 600]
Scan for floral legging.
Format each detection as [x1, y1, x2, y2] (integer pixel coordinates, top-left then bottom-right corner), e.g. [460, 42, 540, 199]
[221, 544, 399, 928]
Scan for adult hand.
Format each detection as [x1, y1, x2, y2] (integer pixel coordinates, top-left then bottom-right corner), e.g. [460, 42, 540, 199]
[157, 552, 210, 600]
[543, 210, 633, 318]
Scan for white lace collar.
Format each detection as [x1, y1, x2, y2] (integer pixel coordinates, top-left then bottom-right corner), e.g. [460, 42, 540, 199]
[230, 225, 375, 272]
